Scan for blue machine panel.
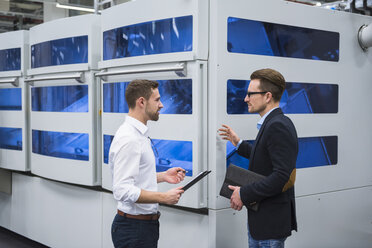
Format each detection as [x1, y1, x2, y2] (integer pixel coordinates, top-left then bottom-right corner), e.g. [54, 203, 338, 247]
[31, 85, 88, 112]
[103, 79, 192, 114]
[0, 47, 21, 71]
[103, 15, 193, 60]
[227, 17, 339, 62]
[226, 136, 338, 169]
[31, 35, 88, 68]
[103, 134, 193, 176]
[0, 127, 22, 151]
[32, 130, 89, 161]
[0, 88, 22, 111]
[227, 80, 338, 114]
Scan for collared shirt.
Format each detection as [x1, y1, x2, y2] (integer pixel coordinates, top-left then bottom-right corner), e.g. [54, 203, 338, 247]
[236, 107, 279, 149]
[109, 116, 158, 215]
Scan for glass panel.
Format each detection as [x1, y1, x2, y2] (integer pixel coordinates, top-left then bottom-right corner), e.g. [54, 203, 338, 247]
[0, 127, 22, 151]
[227, 17, 339, 62]
[103, 15, 193, 60]
[32, 130, 89, 161]
[103, 135, 193, 176]
[0, 48, 21, 71]
[31, 85, 88, 112]
[103, 79, 192, 114]
[31, 35, 88, 68]
[103, 134, 114, 164]
[227, 80, 338, 114]
[0, 88, 22, 111]
[226, 136, 338, 169]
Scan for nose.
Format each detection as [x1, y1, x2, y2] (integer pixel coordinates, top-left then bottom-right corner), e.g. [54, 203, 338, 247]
[159, 100, 164, 109]
[244, 94, 249, 103]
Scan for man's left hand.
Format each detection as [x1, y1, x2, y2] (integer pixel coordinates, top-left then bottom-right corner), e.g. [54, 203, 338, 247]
[162, 167, 186, 184]
[228, 185, 243, 211]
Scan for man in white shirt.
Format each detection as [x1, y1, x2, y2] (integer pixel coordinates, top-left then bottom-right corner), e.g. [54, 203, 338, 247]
[110, 79, 186, 248]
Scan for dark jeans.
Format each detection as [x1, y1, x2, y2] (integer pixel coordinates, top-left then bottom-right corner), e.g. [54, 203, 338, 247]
[111, 213, 159, 248]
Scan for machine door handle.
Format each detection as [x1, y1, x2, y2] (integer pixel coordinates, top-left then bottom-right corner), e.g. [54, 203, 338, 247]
[95, 62, 187, 78]
[24, 72, 85, 85]
[0, 77, 19, 87]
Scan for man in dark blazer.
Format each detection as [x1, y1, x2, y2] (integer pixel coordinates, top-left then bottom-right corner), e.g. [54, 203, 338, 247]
[219, 68, 298, 247]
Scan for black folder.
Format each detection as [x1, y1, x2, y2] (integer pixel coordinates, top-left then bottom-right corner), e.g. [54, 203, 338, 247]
[219, 164, 265, 211]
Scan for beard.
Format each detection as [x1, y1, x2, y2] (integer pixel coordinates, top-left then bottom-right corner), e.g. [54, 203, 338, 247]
[145, 106, 160, 121]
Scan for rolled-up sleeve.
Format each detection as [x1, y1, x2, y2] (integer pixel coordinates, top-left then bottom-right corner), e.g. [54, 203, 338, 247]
[112, 138, 142, 203]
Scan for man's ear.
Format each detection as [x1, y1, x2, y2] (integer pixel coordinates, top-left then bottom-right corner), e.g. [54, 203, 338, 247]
[265, 92, 273, 103]
[136, 97, 146, 108]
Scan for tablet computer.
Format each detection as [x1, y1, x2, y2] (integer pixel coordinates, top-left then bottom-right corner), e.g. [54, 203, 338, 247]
[182, 170, 211, 191]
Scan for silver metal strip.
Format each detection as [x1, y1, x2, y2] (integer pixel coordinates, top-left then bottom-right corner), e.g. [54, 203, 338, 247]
[95, 63, 187, 78]
[0, 77, 19, 87]
[24, 72, 85, 85]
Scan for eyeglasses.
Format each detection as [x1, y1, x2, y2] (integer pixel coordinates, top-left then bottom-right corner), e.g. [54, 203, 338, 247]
[246, 91, 268, 98]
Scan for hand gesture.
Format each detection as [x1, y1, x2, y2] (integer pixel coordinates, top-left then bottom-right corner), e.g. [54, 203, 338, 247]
[218, 124, 240, 147]
[163, 167, 186, 184]
[228, 185, 243, 211]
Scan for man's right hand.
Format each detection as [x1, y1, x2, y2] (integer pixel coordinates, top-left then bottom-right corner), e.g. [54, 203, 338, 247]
[218, 124, 240, 147]
[162, 186, 184, 205]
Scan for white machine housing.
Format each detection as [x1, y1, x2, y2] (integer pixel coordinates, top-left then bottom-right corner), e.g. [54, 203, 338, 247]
[99, 0, 209, 209]
[27, 14, 102, 186]
[0, 30, 29, 171]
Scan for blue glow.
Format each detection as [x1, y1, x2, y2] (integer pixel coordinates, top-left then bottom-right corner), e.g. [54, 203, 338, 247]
[31, 35, 88, 68]
[103, 79, 192, 114]
[226, 136, 338, 169]
[32, 130, 89, 161]
[103, 134, 114, 164]
[0, 127, 22, 151]
[31, 85, 88, 112]
[227, 80, 338, 114]
[103, 134, 193, 176]
[103, 15, 193, 60]
[0, 47, 21, 71]
[0, 88, 22, 111]
[227, 17, 339, 62]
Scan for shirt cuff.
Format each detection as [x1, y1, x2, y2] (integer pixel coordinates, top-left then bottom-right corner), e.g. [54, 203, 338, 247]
[236, 139, 243, 149]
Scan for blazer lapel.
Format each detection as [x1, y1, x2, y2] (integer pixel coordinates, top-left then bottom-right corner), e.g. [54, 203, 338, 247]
[249, 108, 283, 170]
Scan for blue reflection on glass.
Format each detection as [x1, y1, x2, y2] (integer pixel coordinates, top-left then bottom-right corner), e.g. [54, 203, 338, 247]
[103, 79, 192, 114]
[103, 15, 193, 60]
[0, 48, 21, 71]
[226, 136, 337, 169]
[227, 80, 338, 114]
[31, 85, 88, 112]
[103, 134, 193, 176]
[0, 88, 22, 111]
[103, 134, 114, 164]
[32, 130, 89, 161]
[0, 127, 22, 151]
[227, 17, 339, 62]
[31, 35, 88, 68]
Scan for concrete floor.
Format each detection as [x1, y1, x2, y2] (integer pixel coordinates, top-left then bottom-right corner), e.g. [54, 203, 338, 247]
[0, 226, 48, 248]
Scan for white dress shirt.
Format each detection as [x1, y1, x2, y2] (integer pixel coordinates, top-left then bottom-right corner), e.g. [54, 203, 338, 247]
[109, 116, 158, 215]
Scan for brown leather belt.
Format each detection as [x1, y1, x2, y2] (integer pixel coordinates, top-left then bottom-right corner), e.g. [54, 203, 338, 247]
[117, 210, 160, 221]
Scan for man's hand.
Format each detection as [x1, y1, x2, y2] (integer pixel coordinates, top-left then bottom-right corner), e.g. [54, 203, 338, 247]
[158, 167, 186, 184]
[228, 185, 243, 211]
[218, 125, 240, 147]
[162, 187, 184, 205]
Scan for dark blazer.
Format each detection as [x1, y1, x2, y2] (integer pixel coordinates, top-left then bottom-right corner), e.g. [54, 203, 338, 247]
[238, 108, 298, 240]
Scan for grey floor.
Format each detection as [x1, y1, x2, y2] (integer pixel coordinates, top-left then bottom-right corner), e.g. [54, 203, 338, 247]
[0, 226, 49, 248]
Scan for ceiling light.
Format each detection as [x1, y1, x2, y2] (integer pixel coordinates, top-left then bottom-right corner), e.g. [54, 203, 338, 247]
[56, 3, 95, 13]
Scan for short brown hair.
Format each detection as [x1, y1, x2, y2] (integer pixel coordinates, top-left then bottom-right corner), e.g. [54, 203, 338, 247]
[250, 68, 285, 102]
[125, 79, 159, 109]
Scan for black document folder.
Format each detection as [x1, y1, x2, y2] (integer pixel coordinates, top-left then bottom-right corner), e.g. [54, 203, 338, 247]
[219, 164, 265, 211]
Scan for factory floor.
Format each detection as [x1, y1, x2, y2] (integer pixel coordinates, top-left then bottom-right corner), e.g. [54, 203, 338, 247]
[0, 226, 48, 248]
